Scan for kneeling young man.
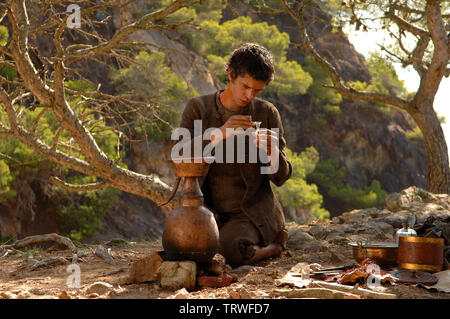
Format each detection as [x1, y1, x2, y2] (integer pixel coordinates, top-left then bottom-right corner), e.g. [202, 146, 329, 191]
[179, 43, 292, 267]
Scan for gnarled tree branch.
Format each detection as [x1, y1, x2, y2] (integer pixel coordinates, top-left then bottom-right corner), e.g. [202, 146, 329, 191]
[281, 0, 411, 111]
[1, 0, 194, 206]
[50, 176, 110, 192]
[65, 0, 197, 64]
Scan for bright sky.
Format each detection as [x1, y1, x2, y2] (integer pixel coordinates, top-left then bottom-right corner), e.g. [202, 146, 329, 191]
[347, 30, 450, 158]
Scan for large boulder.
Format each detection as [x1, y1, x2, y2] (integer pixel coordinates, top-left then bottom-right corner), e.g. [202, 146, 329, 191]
[386, 186, 450, 216]
[287, 229, 316, 250]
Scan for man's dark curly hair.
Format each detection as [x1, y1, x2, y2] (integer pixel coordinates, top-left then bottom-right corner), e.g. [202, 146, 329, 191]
[226, 43, 275, 84]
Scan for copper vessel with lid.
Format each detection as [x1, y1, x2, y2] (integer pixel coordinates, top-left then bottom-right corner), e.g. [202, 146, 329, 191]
[397, 236, 444, 272]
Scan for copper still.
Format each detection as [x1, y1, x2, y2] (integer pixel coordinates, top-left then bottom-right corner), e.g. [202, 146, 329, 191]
[158, 157, 219, 262]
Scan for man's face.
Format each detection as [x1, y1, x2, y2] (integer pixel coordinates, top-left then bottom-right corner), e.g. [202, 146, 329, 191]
[228, 71, 266, 108]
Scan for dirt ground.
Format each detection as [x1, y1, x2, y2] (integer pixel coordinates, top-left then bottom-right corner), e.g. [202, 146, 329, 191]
[0, 222, 449, 300]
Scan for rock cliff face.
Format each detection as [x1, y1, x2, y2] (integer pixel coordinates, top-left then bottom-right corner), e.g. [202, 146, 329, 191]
[280, 98, 427, 190]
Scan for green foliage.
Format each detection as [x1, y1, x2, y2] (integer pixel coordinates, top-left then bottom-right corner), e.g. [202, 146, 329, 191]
[56, 183, 121, 242]
[323, 104, 342, 117]
[365, 52, 408, 98]
[190, 0, 227, 23]
[243, 0, 283, 10]
[0, 110, 43, 203]
[271, 59, 313, 96]
[66, 79, 94, 93]
[139, 0, 226, 25]
[1, 84, 121, 165]
[0, 134, 35, 169]
[347, 80, 394, 115]
[329, 180, 386, 209]
[303, 56, 342, 127]
[0, 25, 8, 46]
[165, 6, 197, 25]
[308, 158, 387, 211]
[304, 56, 342, 107]
[189, 16, 312, 96]
[0, 234, 14, 247]
[405, 126, 424, 144]
[0, 64, 17, 82]
[345, 52, 411, 115]
[110, 50, 196, 139]
[205, 54, 227, 81]
[0, 78, 124, 240]
[272, 147, 330, 221]
[64, 79, 125, 162]
[0, 160, 15, 201]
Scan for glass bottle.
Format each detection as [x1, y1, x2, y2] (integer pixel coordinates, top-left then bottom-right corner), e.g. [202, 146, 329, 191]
[395, 221, 417, 244]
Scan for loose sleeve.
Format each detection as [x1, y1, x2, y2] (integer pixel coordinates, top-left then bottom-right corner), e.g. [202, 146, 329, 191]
[176, 97, 209, 159]
[266, 105, 292, 186]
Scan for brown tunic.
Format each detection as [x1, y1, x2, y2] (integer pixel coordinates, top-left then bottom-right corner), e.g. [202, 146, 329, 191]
[207, 91, 248, 213]
[179, 92, 292, 264]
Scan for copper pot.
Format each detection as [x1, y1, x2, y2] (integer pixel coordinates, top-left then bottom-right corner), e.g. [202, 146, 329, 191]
[160, 157, 219, 262]
[348, 242, 398, 266]
[397, 236, 444, 272]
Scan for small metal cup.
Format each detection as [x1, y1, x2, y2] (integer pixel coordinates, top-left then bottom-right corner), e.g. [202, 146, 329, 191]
[253, 121, 262, 130]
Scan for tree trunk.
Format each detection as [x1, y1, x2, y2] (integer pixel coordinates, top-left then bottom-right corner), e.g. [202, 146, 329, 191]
[410, 104, 449, 194]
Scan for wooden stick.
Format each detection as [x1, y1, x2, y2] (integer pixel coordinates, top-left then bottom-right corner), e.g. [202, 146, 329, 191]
[309, 281, 397, 299]
[95, 245, 116, 265]
[271, 288, 360, 299]
[2, 233, 78, 253]
[28, 257, 69, 271]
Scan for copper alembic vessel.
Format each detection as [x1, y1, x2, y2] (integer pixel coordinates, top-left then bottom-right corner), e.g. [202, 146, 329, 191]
[158, 157, 219, 262]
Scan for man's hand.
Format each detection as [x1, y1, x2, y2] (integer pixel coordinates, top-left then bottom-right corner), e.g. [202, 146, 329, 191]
[221, 115, 253, 134]
[252, 129, 280, 171]
[211, 115, 253, 145]
[252, 128, 279, 156]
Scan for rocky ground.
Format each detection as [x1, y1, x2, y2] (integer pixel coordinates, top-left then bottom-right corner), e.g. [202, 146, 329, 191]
[0, 186, 449, 299]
